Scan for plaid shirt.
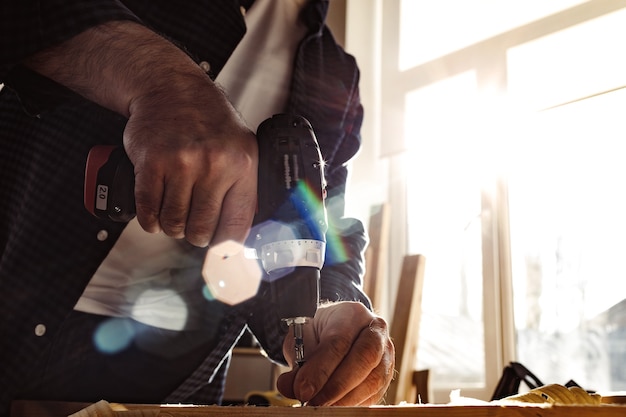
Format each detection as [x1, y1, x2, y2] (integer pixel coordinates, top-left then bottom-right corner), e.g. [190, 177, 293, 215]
[0, 0, 368, 414]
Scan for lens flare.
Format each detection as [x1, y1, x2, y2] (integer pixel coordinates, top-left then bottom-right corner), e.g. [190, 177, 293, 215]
[202, 284, 216, 301]
[289, 181, 326, 241]
[93, 317, 135, 354]
[202, 240, 262, 305]
[290, 181, 352, 265]
[324, 223, 350, 265]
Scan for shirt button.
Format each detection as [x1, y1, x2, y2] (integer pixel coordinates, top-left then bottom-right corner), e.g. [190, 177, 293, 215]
[199, 61, 211, 73]
[34, 324, 46, 336]
[97, 229, 108, 241]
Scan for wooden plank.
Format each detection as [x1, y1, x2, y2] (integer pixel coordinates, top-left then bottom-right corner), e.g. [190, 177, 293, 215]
[11, 400, 626, 417]
[385, 254, 426, 405]
[11, 400, 92, 417]
[412, 369, 431, 404]
[362, 203, 390, 311]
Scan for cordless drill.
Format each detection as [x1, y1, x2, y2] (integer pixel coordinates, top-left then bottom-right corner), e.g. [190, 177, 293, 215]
[84, 113, 327, 366]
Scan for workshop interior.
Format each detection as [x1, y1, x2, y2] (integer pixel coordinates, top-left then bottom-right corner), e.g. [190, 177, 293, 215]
[4, 0, 626, 415]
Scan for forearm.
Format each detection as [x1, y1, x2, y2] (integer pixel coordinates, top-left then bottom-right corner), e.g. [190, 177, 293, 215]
[20, 18, 256, 248]
[22, 20, 213, 118]
[0, 1, 141, 80]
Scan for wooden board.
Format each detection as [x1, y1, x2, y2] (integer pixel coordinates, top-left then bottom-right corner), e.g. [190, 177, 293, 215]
[362, 203, 390, 312]
[386, 254, 426, 404]
[10, 400, 626, 417]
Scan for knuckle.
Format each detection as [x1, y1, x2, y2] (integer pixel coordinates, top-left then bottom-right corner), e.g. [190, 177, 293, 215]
[135, 201, 159, 220]
[368, 316, 389, 334]
[209, 142, 256, 174]
[185, 205, 220, 245]
[363, 318, 390, 349]
[345, 300, 368, 314]
[159, 203, 188, 234]
[134, 200, 160, 230]
[326, 334, 355, 359]
[160, 216, 186, 236]
[185, 226, 213, 247]
[134, 188, 157, 211]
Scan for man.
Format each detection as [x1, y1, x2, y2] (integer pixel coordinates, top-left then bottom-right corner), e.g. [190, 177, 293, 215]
[0, 1, 394, 414]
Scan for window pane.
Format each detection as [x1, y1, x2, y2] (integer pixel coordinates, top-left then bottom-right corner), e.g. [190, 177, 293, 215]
[508, 88, 626, 391]
[507, 8, 626, 111]
[399, 0, 588, 70]
[405, 73, 486, 388]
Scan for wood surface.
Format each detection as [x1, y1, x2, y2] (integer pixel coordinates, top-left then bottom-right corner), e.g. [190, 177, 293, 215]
[11, 400, 626, 417]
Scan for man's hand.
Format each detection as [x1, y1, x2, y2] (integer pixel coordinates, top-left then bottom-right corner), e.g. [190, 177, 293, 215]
[24, 20, 258, 247]
[276, 302, 395, 406]
[123, 76, 258, 247]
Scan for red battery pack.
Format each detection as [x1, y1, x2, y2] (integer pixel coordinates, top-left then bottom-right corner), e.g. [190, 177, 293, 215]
[84, 145, 136, 222]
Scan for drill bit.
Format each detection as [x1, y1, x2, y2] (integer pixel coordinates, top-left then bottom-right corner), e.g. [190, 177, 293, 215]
[286, 317, 307, 367]
[294, 321, 305, 367]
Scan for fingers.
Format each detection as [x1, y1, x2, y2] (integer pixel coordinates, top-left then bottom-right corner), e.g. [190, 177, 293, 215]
[276, 369, 297, 400]
[159, 175, 195, 240]
[127, 125, 257, 247]
[304, 317, 394, 406]
[276, 344, 391, 407]
[134, 157, 257, 247]
[316, 319, 395, 406]
[122, 69, 258, 247]
[132, 153, 219, 245]
[276, 303, 395, 407]
[133, 167, 165, 234]
[182, 181, 220, 246]
[207, 149, 258, 246]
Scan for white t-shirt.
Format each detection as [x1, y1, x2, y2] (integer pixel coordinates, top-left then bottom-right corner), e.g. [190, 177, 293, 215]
[74, 0, 309, 330]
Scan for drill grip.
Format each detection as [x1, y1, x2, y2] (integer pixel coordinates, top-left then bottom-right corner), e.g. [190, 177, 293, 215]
[269, 267, 320, 319]
[252, 114, 327, 319]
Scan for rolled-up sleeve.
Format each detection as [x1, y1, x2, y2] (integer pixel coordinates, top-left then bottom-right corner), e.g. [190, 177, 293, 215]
[0, 0, 141, 79]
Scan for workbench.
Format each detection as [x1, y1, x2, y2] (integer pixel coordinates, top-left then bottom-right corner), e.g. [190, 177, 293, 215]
[10, 399, 626, 417]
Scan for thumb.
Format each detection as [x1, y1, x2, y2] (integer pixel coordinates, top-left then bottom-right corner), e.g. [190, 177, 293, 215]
[276, 369, 297, 399]
[277, 367, 319, 403]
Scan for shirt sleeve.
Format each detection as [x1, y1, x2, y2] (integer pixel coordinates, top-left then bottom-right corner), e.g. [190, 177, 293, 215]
[0, 0, 141, 79]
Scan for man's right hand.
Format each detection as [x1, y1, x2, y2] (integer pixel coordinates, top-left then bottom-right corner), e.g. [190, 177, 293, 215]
[24, 20, 258, 247]
[124, 82, 258, 247]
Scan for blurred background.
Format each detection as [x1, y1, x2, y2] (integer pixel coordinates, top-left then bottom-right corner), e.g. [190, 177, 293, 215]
[333, 0, 626, 403]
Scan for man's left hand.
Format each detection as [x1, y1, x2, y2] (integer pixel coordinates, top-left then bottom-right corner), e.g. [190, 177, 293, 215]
[276, 301, 395, 406]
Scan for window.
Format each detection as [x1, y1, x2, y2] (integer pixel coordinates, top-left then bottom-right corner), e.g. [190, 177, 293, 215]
[508, 88, 626, 390]
[364, 0, 626, 402]
[405, 72, 486, 390]
[399, 0, 588, 70]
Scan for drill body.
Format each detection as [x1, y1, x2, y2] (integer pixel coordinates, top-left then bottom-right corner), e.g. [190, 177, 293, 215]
[251, 114, 327, 365]
[84, 113, 327, 365]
